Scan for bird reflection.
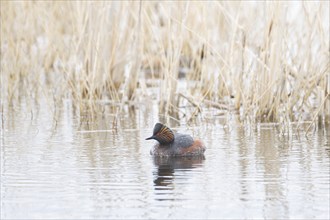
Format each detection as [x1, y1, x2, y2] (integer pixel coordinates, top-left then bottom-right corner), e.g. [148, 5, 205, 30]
[153, 156, 205, 191]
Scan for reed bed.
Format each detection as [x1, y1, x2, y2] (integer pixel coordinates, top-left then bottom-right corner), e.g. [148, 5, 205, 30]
[1, 1, 329, 127]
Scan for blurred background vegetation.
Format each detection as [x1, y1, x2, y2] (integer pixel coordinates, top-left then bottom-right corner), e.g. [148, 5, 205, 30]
[1, 1, 329, 126]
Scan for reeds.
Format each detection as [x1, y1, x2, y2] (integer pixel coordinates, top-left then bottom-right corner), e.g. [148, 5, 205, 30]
[1, 1, 329, 126]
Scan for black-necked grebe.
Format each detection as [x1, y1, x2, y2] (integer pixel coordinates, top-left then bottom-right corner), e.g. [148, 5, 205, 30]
[146, 123, 206, 157]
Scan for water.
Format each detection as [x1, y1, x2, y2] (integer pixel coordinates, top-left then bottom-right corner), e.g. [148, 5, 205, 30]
[1, 99, 329, 219]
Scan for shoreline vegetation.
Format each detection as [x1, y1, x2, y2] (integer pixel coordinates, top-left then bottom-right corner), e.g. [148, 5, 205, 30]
[1, 2, 329, 129]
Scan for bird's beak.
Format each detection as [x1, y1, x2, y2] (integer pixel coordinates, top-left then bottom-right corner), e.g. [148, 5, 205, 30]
[146, 136, 154, 140]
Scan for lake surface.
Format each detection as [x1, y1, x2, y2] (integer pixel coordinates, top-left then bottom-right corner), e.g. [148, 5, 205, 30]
[1, 99, 329, 219]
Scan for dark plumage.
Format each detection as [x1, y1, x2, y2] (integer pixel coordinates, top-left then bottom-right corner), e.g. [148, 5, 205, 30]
[146, 123, 174, 144]
[146, 123, 206, 157]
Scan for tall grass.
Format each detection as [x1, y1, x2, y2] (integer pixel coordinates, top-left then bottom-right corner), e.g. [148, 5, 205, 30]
[1, 1, 329, 126]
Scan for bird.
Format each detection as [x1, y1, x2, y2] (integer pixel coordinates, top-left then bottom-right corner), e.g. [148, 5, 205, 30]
[146, 123, 206, 157]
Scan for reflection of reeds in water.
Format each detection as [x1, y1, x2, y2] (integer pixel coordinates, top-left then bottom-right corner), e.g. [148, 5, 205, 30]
[1, 2, 329, 125]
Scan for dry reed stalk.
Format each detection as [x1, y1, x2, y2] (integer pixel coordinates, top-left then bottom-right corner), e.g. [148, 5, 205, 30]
[0, 1, 328, 126]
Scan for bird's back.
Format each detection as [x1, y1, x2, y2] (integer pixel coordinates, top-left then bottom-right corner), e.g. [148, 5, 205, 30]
[172, 133, 194, 148]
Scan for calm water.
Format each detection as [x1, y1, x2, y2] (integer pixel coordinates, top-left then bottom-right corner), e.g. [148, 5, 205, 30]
[1, 100, 329, 219]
